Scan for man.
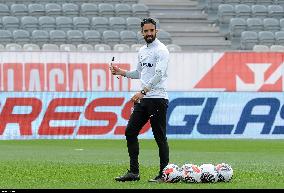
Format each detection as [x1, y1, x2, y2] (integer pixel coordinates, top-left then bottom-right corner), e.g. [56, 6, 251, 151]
[110, 18, 170, 183]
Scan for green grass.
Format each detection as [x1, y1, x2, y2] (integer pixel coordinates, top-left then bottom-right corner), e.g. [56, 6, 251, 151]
[0, 139, 283, 189]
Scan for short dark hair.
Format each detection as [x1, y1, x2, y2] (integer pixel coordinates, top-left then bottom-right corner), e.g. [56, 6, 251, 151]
[141, 18, 156, 28]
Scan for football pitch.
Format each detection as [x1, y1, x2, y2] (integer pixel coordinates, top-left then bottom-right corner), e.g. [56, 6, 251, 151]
[0, 139, 283, 189]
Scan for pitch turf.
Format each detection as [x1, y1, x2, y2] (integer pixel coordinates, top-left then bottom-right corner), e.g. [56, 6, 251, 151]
[0, 139, 283, 189]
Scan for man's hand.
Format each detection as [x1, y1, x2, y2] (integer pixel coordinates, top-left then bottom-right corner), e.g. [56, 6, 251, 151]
[131, 92, 144, 103]
[109, 64, 125, 76]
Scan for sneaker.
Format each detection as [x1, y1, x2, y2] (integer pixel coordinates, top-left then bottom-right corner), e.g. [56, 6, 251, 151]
[148, 174, 164, 183]
[115, 170, 140, 182]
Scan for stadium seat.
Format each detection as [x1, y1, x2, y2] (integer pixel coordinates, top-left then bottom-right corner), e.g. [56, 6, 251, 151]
[56, 16, 73, 31]
[157, 29, 172, 45]
[235, 4, 251, 19]
[62, 3, 79, 17]
[13, 29, 30, 45]
[5, 43, 22, 51]
[263, 18, 280, 33]
[229, 17, 247, 42]
[80, 3, 99, 19]
[113, 43, 130, 51]
[102, 30, 120, 47]
[0, 30, 13, 45]
[66, 30, 84, 45]
[3, 16, 20, 31]
[270, 44, 284, 51]
[73, 17, 90, 31]
[45, 3, 62, 17]
[77, 44, 94, 51]
[84, 30, 101, 44]
[28, 4, 45, 17]
[251, 5, 268, 19]
[246, 18, 263, 33]
[21, 16, 38, 32]
[38, 16, 56, 31]
[258, 31, 275, 47]
[240, 31, 258, 50]
[0, 4, 10, 17]
[217, 4, 235, 36]
[275, 31, 284, 46]
[49, 30, 66, 45]
[120, 30, 137, 45]
[115, 3, 133, 18]
[10, 4, 28, 17]
[132, 4, 149, 18]
[166, 44, 182, 52]
[223, 0, 240, 6]
[42, 43, 60, 51]
[31, 30, 49, 47]
[126, 17, 141, 32]
[91, 17, 109, 33]
[252, 44, 270, 52]
[98, 3, 115, 17]
[130, 43, 143, 51]
[109, 17, 126, 32]
[23, 43, 41, 51]
[94, 44, 111, 51]
[267, 5, 284, 20]
[60, 44, 77, 51]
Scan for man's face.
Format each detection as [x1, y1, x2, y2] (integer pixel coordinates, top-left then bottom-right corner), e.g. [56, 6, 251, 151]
[141, 23, 157, 44]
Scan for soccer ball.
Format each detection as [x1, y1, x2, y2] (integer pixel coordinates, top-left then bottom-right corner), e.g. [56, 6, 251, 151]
[200, 163, 218, 183]
[181, 164, 202, 183]
[161, 164, 181, 183]
[215, 163, 233, 182]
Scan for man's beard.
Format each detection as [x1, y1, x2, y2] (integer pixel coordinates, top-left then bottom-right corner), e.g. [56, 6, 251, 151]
[144, 35, 156, 44]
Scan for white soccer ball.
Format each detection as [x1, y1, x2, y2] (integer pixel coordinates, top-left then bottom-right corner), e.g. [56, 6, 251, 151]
[215, 163, 233, 182]
[161, 163, 181, 183]
[200, 163, 218, 183]
[181, 164, 202, 183]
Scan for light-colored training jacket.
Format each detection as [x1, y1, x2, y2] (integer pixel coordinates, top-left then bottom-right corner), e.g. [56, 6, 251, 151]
[125, 38, 169, 99]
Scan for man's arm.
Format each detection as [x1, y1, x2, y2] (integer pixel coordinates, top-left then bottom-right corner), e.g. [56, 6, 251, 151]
[109, 55, 141, 79]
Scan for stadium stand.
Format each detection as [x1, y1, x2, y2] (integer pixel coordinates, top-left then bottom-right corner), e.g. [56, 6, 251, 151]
[8, 0, 284, 51]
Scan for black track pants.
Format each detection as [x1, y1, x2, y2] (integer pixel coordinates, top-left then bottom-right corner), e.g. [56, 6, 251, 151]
[125, 98, 169, 174]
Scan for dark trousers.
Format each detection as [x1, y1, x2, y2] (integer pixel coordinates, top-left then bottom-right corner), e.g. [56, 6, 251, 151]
[125, 98, 169, 175]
